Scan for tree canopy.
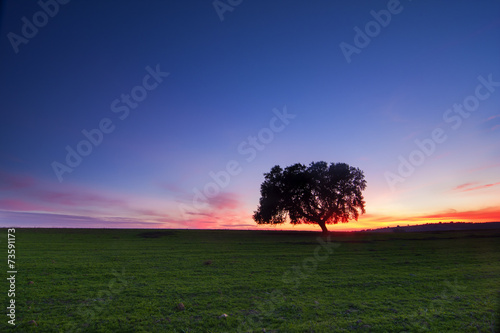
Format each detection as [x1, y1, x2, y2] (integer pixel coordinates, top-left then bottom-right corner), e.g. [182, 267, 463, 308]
[253, 161, 366, 233]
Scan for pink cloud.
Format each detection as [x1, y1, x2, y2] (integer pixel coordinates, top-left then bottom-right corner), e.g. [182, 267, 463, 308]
[167, 194, 252, 230]
[432, 152, 451, 161]
[32, 190, 126, 208]
[466, 163, 500, 173]
[453, 181, 500, 192]
[0, 170, 249, 229]
[453, 182, 479, 191]
[418, 207, 500, 221]
[159, 182, 183, 193]
[133, 208, 166, 217]
[0, 170, 161, 222]
[1, 211, 167, 228]
[0, 171, 36, 190]
[0, 199, 52, 212]
[155, 212, 220, 229]
[484, 113, 500, 131]
[175, 191, 243, 219]
[206, 192, 241, 210]
[486, 114, 500, 121]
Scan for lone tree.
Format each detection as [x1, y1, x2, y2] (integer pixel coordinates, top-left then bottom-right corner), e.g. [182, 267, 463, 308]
[253, 161, 366, 234]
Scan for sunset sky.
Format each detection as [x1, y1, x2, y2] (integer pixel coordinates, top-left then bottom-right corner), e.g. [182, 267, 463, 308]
[1, 0, 499, 231]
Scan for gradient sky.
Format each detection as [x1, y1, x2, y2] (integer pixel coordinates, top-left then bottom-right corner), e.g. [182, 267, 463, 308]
[1, 0, 499, 231]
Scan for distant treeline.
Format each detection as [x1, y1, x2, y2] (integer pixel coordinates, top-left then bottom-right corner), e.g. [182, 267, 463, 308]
[366, 222, 500, 233]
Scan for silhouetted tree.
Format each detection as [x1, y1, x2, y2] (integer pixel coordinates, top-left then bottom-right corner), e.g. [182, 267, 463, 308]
[253, 161, 366, 234]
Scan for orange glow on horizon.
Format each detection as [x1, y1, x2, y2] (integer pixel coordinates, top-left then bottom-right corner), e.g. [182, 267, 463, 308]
[170, 206, 500, 232]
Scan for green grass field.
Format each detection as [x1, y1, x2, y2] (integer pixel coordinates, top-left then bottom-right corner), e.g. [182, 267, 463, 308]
[2, 228, 499, 332]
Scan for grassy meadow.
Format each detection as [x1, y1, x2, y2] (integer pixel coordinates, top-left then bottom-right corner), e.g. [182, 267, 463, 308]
[2, 228, 499, 332]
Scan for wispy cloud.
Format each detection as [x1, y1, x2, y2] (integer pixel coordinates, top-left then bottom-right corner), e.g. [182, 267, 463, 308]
[30, 189, 127, 208]
[359, 206, 500, 227]
[418, 206, 500, 221]
[159, 182, 184, 193]
[206, 192, 241, 210]
[171, 193, 251, 229]
[175, 190, 244, 217]
[0, 199, 52, 212]
[465, 163, 500, 173]
[453, 181, 500, 192]
[483, 113, 500, 131]
[432, 151, 451, 161]
[486, 114, 500, 122]
[0, 211, 167, 228]
[0, 170, 174, 225]
[0, 171, 36, 190]
[453, 182, 479, 191]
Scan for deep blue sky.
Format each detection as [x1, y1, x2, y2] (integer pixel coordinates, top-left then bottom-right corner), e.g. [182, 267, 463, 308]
[1, 0, 499, 230]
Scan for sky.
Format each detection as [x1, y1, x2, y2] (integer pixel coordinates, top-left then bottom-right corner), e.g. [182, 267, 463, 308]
[0, 0, 499, 231]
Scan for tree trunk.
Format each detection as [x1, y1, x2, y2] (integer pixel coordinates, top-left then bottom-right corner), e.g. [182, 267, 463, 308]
[318, 220, 329, 235]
